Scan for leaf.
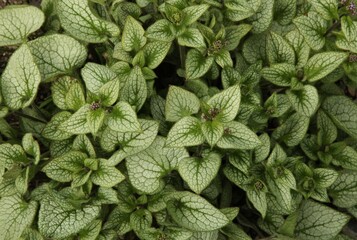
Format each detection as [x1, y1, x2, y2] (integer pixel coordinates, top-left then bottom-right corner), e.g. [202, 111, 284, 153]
[79, 220, 102, 240]
[0, 144, 27, 168]
[120, 66, 147, 111]
[317, 110, 337, 146]
[87, 108, 106, 135]
[29, 34, 87, 81]
[91, 160, 125, 187]
[178, 28, 206, 48]
[247, 185, 267, 218]
[166, 116, 205, 147]
[185, 49, 214, 79]
[274, 0, 296, 25]
[42, 111, 73, 141]
[145, 19, 175, 42]
[208, 84, 241, 122]
[81, 62, 119, 94]
[221, 223, 252, 240]
[107, 101, 141, 132]
[330, 171, 357, 208]
[248, 0, 274, 33]
[0, 195, 38, 240]
[178, 152, 221, 194]
[322, 96, 357, 139]
[59, 105, 91, 135]
[22, 133, 40, 165]
[225, 0, 262, 22]
[295, 200, 350, 240]
[167, 191, 229, 231]
[165, 86, 200, 122]
[0, 5, 44, 46]
[273, 113, 309, 147]
[286, 30, 310, 68]
[130, 209, 152, 232]
[261, 63, 295, 87]
[304, 52, 348, 82]
[215, 50, 233, 68]
[332, 146, 357, 170]
[254, 133, 270, 162]
[287, 85, 319, 117]
[217, 121, 261, 150]
[182, 4, 209, 25]
[0, 44, 41, 110]
[143, 41, 171, 69]
[65, 81, 86, 111]
[225, 24, 252, 51]
[38, 191, 100, 239]
[57, 0, 120, 43]
[313, 168, 338, 188]
[267, 32, 295, 65]
[293, 14, 327, 51]
[122, 16, 146, 52]
[310, 0, 338, 20]
[201, 121, 224, 147]
[126, 137, 189, 194]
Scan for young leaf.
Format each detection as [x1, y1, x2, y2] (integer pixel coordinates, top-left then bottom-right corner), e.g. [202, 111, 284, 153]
[304, 52, 348, 82]
[0, 195, 38, 240]
[91, 160, 125, 187]
[0, 6, 44, 46]
[217, 121, 261, 150]
[166, 116, 205, 147]
[42, 112, 73, 141]
[287, 85, 319, 117]
[38, 191, 101, 239]
[182, 4, 209, 25]
[178, 152, 221, 194]
[322, 96, 357, 139]
[143, 41, 171, 69]
[107, 101, 141, 132]
[267, 32, 295, 65]
[29, 34, 87, 81]
[310, 0, 338, 20]
[126, 137, 189, 194]
[165, 86, 200, 122]
[185, 49, 214, 79]
[22, 133, 40, 165]
[87, 108, 106, 135]
[167, 191, 229, 231]
[177, 28, 206, 48]
[145, 19, 175, 42]
[317, 110, 337, 146]
[57, 0, 120, 43]
[286, 30, 310, 68]
[295, 200, 350, 240]
[122, 16, 146, 52]
[208, 84, 241, 122]
[224, 24, 252, 51]
[59, 105, 91, 135]
[0, 44, 40, 110]
[201, 121, 224, 147]
[65, 81, 86, 111]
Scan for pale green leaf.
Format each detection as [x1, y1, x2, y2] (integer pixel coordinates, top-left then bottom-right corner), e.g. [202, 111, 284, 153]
[91, 160, 125, 187]
[28, 34, 87, 81]
[304, 52, 348, 82]
[122, 16, 146, 52]
[185, 49, 214, 79]
[178, 151, 221, 194]
[143, 41, 171, 69]
[165, 86, 200, 122]
[22, 133, 40, 165]
[274, 0, 296, 25]
[51, 76, 79, 110]
[42, 111, 73, 141]
[107, 101, 141, 132]
[79, 220, 102, 240]
[261, 63, 296, 87]
[0, 5, 44, 46]
[317, 110, 337, 146]
[167, 191, 229, 231]
[1, 44, 40, 110]
[254, 133, 270, 162]
[166, 116, 205, 147]
[65, 81, 86, 111]
[0, 195, 38, 240]
[322, 96, 357, 139]
[267, 32, 295, 64]
[221, 223, 252, 240]
[332, 146, 357, 170]
[59, 105, 91, 135]
[225, 0, 261, 22]
[247, 186, 267, 218]
[248, 0, 274, 33]
[310, 0, 339, 20]
[145, 19, 175, 42]
[98, 79, 120, 106]
[225, 24, 252, 51]
[330, 171, 357, 208]
[130, 209, 152, 232]
[57, 0, 120, 43]
[215, 50, 233, 68]
[287, 85, 319, 117]
[313, 168, 338, 188]
[217, 121, 261, 149]
[126, 137, 189, 194]
[87, 108, 106, 135]
[286, 30, 310, 68]
[182, 4, 209, 25]
[295, 200, 350, 240]
[201, 121, 224, 147]
[178, 28, 206, 48]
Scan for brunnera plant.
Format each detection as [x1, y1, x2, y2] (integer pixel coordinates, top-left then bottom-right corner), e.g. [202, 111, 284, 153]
[0, 0, 357, 239]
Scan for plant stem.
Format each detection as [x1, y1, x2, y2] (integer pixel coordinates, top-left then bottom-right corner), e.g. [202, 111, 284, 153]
[324, 20, 341, 37]
[13, 112, 47, 124]
[179, 44, 186, 69]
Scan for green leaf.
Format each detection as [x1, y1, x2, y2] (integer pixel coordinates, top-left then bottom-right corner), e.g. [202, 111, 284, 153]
[57, 0, 120, 43]
[143, 41, 171, 69]
[185, 49, 214, 79]
[317, 110, 337, 146]
[261, 63, 295, 87]
[29, 34, 87, 81]
[22, 133, 40, 165]
[167, 191, 229, 231]
[310, 0, 338, 20]
[313, 168, 338, 188]
[273, 113, 309, 147]
[217, 121, 261, 150]
[98, 79, 120, 107]
[178, 151, 221, 194]
[91, 160, 125, 187]
[208, 84, 241, 122]
[59, 105, 91, 135]
[337, 17, 357, 53]
[65, 81, 86, 111]
[225, 0, 262, 22]
[79, 220, 102, 240]
[145, 19, 175, 42]
[0, 195, 38, 240]
[107, 101, 141, 132]
[87, 108, 106, 135]
[293, 14, 327, 51]
[0, 44, 40, 110]
[332, 146, 357, 170]
[0, 5, 44, 46]
[81, 62, 119, 94]
[267, 32, 295, 64]
[248, 0, 274, 33]
[126, 137, 189, 194]
[295, 200, 350, 240]
[287, 85, 319, 117]
[52, 76, 79, 110]
[286, 30, 310, 68]
[72, 170, 91, 188]
[182, 4, 209, 25]
[224, 24, 252, 51]
[201, 121, 224, 147]
[178, 28, 206, 48]
[38, 191, 100, 239]
[166, 116, 205, 147]
[247, 183, 267, 218]
[42, 112, 73, 141]
[215, 50, 233, 68]
[274, 0, 296, 25]
[330, 171, 357, 208]
[304, 52, 348, 82]
[165, 86, 200, 122]
[322, 96, 357, 139]
[120, 66, 147, 111]
[0, 143, 27, 168]
[130, 209, 152, 232]
[221, 223, 252, 240]
[122, 16, 146, 52]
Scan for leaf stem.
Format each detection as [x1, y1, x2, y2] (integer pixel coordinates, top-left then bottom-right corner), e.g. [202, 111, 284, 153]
[13, 112, 47, 124]
[179, 44, 186, 69]
[324, 20, 341, 37]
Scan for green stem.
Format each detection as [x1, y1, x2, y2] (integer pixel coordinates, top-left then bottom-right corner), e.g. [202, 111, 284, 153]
[13, 112, 47, 124]
[179, 44, 186, 69]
